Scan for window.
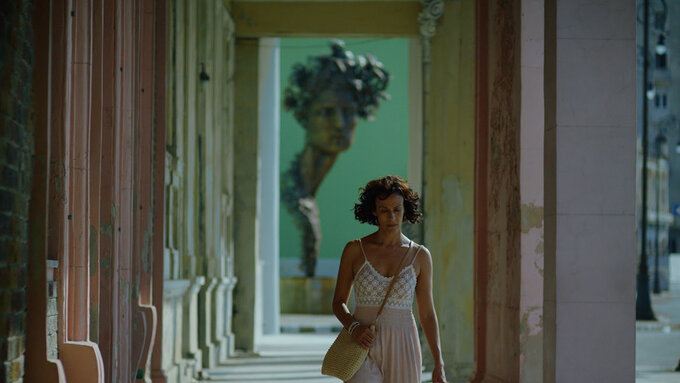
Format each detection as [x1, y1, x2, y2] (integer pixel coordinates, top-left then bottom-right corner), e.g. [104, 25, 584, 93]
[655, 11, 666, 30]
[656, 52, 667, 69]
[654, 92, 668, 109]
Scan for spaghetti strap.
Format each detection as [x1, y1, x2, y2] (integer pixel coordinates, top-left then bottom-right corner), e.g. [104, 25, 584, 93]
[410, 244, 422, 265]
[358, 238, 368, 261]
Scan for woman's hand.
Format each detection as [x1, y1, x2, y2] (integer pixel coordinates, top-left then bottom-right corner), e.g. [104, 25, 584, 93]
[432, 364, 447, 383]
[351, 325, 377, 350]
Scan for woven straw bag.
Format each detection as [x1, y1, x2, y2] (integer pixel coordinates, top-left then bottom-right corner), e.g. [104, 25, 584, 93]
[321, 241, 413, 380]
[320, 325, 372, 380]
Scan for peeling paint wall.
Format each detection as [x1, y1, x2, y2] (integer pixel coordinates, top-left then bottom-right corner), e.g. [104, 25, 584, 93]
[424, 1, 477, 379]
[517, 0, 547, 379]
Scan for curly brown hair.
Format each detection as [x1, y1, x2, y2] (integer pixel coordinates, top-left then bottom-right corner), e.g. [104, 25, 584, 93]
[354, 175, 422, 225]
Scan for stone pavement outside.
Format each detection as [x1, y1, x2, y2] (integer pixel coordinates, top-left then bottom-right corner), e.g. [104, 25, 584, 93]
[636, 282, 680, 383]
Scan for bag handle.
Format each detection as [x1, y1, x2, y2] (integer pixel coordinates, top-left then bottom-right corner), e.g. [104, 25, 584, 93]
[373, 240, 413, 321]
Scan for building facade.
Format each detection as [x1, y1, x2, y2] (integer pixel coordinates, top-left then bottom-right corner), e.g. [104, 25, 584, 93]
[636, 0, 678, 293]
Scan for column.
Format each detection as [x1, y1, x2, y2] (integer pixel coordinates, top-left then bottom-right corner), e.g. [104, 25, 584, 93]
[425, 1, 476, 379]
[233, 37, 263, 352]
[258, 37, 281, 335]
[544, 1, 636, 381]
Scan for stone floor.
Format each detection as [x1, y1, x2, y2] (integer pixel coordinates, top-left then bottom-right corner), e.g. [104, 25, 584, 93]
[201, 281, 680, 382]
[202, 333, 434, 382]
[202, 334, 338, 382]
[202, 331, 434, 382]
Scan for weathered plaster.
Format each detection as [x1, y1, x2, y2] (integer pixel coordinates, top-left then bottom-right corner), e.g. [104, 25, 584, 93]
[521, 203, 543, 233]
[89, 225, 98, 276]
[517, 0, 547, 380]
[90, 304, 99, 343]
[424, 1, 476, 379]
[519, 307, 543, 382]
[475, 0, 523, 381]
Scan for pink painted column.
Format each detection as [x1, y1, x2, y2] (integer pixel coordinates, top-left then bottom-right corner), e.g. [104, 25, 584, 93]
[150, 0, 168, 382]
[59, 0, 106, 380]
[132, 0, 159, 380]
[97, 0, 120, 379]
[112, 0, 137, 379]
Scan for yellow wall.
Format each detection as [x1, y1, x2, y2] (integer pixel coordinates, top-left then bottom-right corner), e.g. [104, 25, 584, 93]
[424, 0, 476, 378]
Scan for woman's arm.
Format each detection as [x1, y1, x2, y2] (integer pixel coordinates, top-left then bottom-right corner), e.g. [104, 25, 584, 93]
[415, 247, 447, 382]
[331, 240, 375, 349]
[332, 241, 358, 329]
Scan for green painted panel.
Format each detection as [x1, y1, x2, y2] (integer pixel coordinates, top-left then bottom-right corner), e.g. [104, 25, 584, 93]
[279, 38, 410, 264]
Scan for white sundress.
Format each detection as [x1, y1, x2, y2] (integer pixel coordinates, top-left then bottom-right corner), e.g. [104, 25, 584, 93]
[347, 239, 423, 383]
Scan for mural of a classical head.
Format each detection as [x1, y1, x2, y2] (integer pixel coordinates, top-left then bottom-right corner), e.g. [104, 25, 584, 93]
[282, 40, 390, 277]
[284, 40, 390, 154]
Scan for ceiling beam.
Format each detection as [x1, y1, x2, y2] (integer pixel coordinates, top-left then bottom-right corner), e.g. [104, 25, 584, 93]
[231, 1, 421, 37]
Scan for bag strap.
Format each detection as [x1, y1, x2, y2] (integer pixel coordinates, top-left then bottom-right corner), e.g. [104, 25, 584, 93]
[374, 240, 413, 320]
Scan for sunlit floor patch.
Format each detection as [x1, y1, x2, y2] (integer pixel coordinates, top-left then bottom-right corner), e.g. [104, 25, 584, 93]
[202, 333, 434, 382]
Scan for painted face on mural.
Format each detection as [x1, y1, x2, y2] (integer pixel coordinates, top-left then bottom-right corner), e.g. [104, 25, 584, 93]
[304, 88, 359, 153]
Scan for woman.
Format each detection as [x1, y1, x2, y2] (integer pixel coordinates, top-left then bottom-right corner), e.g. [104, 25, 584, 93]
[332, 175, 447, 383]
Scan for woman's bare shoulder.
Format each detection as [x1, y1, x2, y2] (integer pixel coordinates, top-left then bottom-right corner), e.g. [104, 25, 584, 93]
[414, 243, 431, 256]
[338, 240, 365, 277]
[411, 243, 432, 269]
[341, 239, 363, 260]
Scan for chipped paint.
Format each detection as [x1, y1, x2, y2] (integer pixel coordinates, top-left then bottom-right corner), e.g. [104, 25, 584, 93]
[90, 304, 99, 342]
[519, 306, 543, 382]
[100, 257, 111, 278]
[52, 161, 67, 199]
[521, 203, 543, 233]
[534, 238, 543, 254]
[119, 279, 130, 303]
[534, 260, 544, 278]
[141, 212, 153, 274]
[100, 221, 113, 238]
[130, 281, 139, 301]
[90, 225, 98, 275]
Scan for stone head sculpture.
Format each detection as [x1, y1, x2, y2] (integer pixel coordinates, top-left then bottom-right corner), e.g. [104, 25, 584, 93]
[282, 40, 390, 277]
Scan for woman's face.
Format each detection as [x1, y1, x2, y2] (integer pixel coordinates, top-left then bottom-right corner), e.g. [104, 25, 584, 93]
[373, 193, 405, 230]
[304, 88, 359, 153]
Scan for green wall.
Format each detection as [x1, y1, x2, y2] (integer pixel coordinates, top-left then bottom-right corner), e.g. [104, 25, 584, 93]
[279, 38, 410, 274]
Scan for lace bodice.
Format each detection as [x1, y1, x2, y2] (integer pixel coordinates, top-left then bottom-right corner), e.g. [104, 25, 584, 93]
[353, 240, 419, 310]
